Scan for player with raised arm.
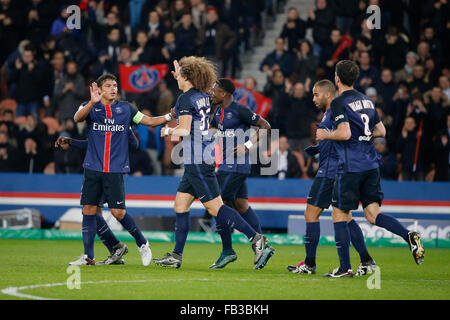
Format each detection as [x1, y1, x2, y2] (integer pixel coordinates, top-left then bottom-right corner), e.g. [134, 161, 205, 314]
[316, 60, 424, 278]
[55, 127, 138, 265]
[208, 78, 274, 269]
[153, 57, 273, 270]
[286, 80, 376, 276]
[69, 73, 175, 266]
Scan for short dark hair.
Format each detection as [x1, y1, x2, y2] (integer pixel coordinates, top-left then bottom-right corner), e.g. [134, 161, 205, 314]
[335, 60, 360, 87]
[216, 78, 235, 95]
[314, 79, 336, 95]
[96, 73, 117, 87]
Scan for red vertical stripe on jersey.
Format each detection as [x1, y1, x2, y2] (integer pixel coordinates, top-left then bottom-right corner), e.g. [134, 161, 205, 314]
[104, 105, 112, 172]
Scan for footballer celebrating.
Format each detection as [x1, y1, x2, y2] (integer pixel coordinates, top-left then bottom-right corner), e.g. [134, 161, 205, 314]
[316, 60, 425, 278]
[153, 58, 273, 270]
[69, 73, 175, 266]
[287, 80, 376, 276]
[209, 78, 274, 269]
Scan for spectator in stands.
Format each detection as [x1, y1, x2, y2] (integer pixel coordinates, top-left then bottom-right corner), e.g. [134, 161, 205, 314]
[433, 114, 450, 181]
[332, 0, 359, 35]
[244, 76, 258, 92]
[424, 86, 449, 137]
[190, 0, 207, 29]
[160, 31, 181, 63]
[307, 0, 335, 48]
[374, 137, 397, 180]
[286, 82, 316, 153]
[260, 37, 295, 79]
[0, 0, 22, 66]
[197, 6, 236, 77]
[270, 135, 303, 179]
[377, 68, 397, 114]
[8, 46, 45, 118]
[395, 51, 418, 83]
[408, 64, 432, 95]
[17, 136, 47, 173]
[279, 7, 306, 53]
[170, 0, 189, 25]
[131, 30, 155, 64]
[91, 49, 113, 80]
[263, 69, 291, 135]
[294, 40, 318, 84]
[0, 131, 19, 172]
[52, 61, 86, 123]
[439, 75, 450, 101]
[422, 26, 443, 64]
[381, 26, 408, 72]
[143, 10, 166, 49]
[174, 13, 198, 58]
[355, 50, 380, 92]
[397, 116, 425, 181]
[102, 11, 128, 45]
[416, 41, 431, 66]
[320, 28, 350, 79]
[424, 57, 440, 86]
[156, 80, 174, 116]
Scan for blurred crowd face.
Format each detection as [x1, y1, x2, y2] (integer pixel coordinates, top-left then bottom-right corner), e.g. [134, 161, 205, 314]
[106, 13, 119, 26]
[404, 117, 416, 132]
[181, 14, 192, 28]
[413, 65, 425, 80]
[136, 31, 148, 47]
[66, 62, 77, 76]
[244, 77, 257, 90]
[279, 136, 290, 152]
[330, 29, 341, 45]
[287, 8, 299, 20]
[431, 87, 442, 102]
[381, 69, 393, 83]
[206, 10, 218, 24]
[164, 32, 175, 45]
[358, 51, 370, 67]
[406, 54, 417, 67]
[108, 29, 120, 43]
[299, 42, 310, 55]
[293, 83, 305, 99]
[175, 0, 185, 11]
[316, 0, 327, 10]
[275, 38, 285, 52]
[149, 11, 160, 24]
[374, 140, 386, 154]
[22, 50, 34, 64]
[272, 70, 284, 86]
[417, 42, 430, 57]
[439, 76, 449, 90]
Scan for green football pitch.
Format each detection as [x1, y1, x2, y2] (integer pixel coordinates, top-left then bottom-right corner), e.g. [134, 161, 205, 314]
[1, 239, 449, 300]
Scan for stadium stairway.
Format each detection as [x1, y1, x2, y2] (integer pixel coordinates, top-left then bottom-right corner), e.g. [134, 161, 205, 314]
[236, 0, 315, 92]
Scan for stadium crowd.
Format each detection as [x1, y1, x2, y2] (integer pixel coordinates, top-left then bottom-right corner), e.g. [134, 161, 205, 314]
[0, 0, 448, 182]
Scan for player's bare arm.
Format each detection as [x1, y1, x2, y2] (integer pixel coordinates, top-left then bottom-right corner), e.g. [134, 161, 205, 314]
[316, 122, 351, 141]
[372, 121, 386, 138]
[74, 82, 104, 122]
[234, 117, 271, 156]
[139, 107, 176, 127]
[161, 114, 192, 137]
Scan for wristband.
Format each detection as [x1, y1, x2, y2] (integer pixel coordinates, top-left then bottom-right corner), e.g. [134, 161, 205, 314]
[164, 127, 171, 136]
[244, 140, 254, 150]
[164, 113, 173, 122]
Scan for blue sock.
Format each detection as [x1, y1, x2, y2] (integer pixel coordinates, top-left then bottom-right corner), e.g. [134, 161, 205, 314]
[82, 214, 97, 260]
[119, 213, 147, 247]
[375, 213, 409, 242]
[348, 219, 372, 263]
[216, 220, 233, 252]
[96, 214, 119, 254]
[333, 221, 351, 271]
[241, 207, 262, 234]
[304, 222, 320, 266]
[216, 205, 256, 240]
[173, 211, 190, 255]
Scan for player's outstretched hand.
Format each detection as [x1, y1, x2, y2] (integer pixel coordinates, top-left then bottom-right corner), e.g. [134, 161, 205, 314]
[55, 136, 72, 150]
[316, 129, 328, 141]
[89, 82, 104, 104]
[171, 60, 180, 80]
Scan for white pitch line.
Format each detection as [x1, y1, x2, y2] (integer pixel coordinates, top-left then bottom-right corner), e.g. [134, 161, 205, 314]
[2, 278, 449, 300]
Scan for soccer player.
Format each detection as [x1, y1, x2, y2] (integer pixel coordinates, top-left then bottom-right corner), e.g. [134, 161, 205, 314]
[153, 57, 273, 269]
[316, 60, 424, 278]
[55, 128, 139, 265]
[286, 80, 376, 276]
[208, 78, 274, 269]
[69, 73, 175, 266]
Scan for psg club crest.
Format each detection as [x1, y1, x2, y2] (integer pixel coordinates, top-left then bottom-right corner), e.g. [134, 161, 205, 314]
[119, 64, 169, 93]
[227, 77, 272, 118]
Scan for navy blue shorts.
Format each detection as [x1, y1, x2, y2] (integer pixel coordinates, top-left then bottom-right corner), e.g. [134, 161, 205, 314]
[216, 171, 249, 201]
[307, 177, 334, 209]
[80, 169, 126, 209]
[332, 168, 384, 211]
[177, 164, 221, 203]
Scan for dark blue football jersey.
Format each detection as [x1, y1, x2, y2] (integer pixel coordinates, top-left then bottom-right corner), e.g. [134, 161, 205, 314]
[316, 109, 340, 179]
[81, 100, 141, 173]
[210, 101, 260, 174]
[175, 88, 215, 164]
[330, 89, 381, 173]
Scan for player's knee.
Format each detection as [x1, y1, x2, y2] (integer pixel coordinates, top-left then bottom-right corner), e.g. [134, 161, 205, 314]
[111, 209, 125, 220]
[364, 210, 377, 225]
[234, 199, 248, 214]
[82, 205, 97, 215]
[304, 205, 321, 222]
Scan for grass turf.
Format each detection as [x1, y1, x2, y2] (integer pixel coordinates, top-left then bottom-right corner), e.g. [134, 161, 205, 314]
[0, 239, 449, 300]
